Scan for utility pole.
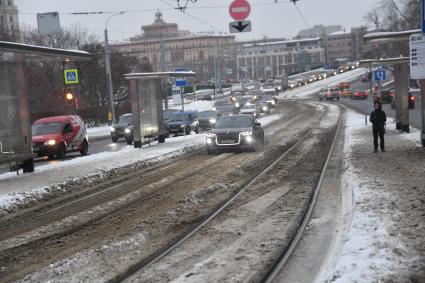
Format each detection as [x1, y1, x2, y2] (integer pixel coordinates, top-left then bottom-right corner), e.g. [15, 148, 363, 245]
[160, 38, 168, 110]
[104, 11, 125, 125]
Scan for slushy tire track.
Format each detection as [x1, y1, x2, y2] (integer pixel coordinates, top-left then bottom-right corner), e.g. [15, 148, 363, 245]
[261, 107, 343, 283]
[108, 108, 331, 283]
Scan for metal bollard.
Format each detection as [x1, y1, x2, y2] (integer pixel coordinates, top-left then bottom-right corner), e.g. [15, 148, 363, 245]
[365, 115, 368, 125]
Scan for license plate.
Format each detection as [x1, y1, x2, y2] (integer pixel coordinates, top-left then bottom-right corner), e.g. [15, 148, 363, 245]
[221, 140, 235, 144]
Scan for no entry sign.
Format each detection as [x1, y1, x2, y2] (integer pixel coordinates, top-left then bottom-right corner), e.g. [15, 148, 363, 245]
[229, 0, 251, 21]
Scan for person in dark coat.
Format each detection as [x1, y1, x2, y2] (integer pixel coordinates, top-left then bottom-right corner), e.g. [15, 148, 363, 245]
[369, 101, 387, 152]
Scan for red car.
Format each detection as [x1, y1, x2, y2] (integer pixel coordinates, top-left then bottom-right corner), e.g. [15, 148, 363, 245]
[32, 115, 88, 159]
[351, 90, 368, 100]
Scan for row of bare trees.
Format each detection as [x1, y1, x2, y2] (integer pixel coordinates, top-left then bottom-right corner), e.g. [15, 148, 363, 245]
[1, 25, 152, 124]
[365, 0, 420, 31]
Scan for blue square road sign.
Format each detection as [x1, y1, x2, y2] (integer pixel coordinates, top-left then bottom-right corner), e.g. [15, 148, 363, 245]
[374, 69, 386, 81]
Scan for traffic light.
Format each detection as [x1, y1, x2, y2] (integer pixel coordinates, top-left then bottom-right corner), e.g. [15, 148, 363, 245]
[65, 88, 75, 105]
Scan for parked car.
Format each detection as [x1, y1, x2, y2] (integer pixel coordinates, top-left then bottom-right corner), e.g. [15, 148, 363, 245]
[240, 103, 260, 118]
[197, 110, 218, 130]
[167, 111, 200, 136]
[206, 114, 264, 154]
[351, 90, 368, 100]
[318, 88, 340, 101]
[110, 113, 132, 142]
[32, 115, 88, 159]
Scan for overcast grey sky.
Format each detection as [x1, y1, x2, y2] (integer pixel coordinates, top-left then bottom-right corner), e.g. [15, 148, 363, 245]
[15, 0, 379, 42]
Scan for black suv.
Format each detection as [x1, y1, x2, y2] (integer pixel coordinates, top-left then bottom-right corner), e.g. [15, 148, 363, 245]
[206, 115, 264, 154]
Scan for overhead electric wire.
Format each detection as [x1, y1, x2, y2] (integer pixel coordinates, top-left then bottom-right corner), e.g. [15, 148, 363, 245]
[291, 1, 311, 29]
[159, 0, 222, 32]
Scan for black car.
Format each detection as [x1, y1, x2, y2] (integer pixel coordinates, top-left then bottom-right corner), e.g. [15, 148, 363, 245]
[380, 89, 394, 104]
[167, 111, 200, 136]
[206, 115, 264, 154]
[197, 110, 218, 130]
[110, 113, 132, 142]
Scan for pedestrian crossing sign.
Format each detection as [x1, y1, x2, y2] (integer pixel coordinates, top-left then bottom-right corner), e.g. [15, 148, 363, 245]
[64, 69, 79, 84]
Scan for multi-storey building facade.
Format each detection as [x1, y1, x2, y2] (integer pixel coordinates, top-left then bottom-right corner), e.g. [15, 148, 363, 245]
[0, 0, 19, 38]
[237, 37, 325, 79]
[112, 11, 237, 82]
[325, 27, 368, 63]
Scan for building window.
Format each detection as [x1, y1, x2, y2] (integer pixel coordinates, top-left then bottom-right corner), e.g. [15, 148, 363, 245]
[9, 16, 13, 23]
[8, 0, 11, 5]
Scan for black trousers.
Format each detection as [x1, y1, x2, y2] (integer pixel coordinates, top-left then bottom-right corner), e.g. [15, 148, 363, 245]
[373, 125, 385, 150]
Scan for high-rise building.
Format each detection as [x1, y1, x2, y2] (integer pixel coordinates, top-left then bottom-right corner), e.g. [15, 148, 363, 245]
[0, 0, 19, 34]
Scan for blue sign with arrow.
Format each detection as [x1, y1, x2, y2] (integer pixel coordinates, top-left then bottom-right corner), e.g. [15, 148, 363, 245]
[374, 69, 386, 81]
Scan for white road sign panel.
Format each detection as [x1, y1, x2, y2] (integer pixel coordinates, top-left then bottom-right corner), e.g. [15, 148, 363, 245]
[229, 20, 252, 33]
[410, 33, 425, 79]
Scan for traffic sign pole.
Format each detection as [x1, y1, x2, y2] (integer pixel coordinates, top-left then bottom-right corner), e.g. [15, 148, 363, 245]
[422, 0, 425, 34]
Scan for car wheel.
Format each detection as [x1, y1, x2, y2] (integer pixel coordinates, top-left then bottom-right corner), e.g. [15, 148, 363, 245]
[174, 133, 178, 137]
[126, 139, 133, 145]
[185, 127, 190, 135]
[195, 127, 200, 134]
[158, 135, 166, 143]
[57, 144, 66, 159]
[319, 98, 323, 101]
[112, 137, 118, 143]
[80, 140, 89, 156]
[22, 158, 34, 173]
[337, 97, 340, 101]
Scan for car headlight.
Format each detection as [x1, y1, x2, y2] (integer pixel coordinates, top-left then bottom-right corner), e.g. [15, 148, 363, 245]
[212, 107, 216, 111]
[235, 103, 240, 108]
[125, 128, 131, 134]
[180, 124, 186, 128]
[44, 139, 56, 146]
[110, 127, 115, 132]
[240, 131, 252, 136]
[271, 100, 276, 105]
[245, 136, 254, 143]
[263, 106, 268, 111]
[209, 119, 216, 124]
[206, 133, 216, 138]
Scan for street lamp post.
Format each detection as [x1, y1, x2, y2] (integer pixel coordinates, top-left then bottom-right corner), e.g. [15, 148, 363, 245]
[104, 11, 125, 125]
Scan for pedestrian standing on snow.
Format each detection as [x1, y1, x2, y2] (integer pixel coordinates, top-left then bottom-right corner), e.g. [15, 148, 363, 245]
[369, 101, 387, 153]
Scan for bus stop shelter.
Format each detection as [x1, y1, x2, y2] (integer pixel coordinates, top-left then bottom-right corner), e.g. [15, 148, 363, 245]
[0, 41, 90, 173]
[125, 71, 196, 148]
[362, 30, 425, 146]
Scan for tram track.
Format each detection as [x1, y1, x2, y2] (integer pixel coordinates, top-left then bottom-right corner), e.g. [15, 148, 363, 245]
[108, 104, 340, 282]
[0, 101, 326, 282]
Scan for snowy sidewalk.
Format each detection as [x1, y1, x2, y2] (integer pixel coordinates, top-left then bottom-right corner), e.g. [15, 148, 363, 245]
[318, 111, 425, 282]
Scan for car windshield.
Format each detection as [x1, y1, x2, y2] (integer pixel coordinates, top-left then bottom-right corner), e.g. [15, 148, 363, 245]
[216, 116, 252, 128]
[263, 90, 276, 95]
[261, 95, 273, 101]
[32, 122, 63, 136]
[169, 113, 191, 121]
[118, 115, 132, 124]
[198, 111, 216, 118]
[217, 106, 235, 113]
[164, 110, 179, 120]
[242, 104, 256, 110]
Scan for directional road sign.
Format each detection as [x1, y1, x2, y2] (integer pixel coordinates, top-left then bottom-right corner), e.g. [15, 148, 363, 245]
[176, 79, 187, 87]
[229, 0, 251, 21]
[229, 20, 252, 33]
[410, 33, 425, 79]
[421, 0, 425, 34]
[64, 69, 79, 84]
[374, 69, 386, 81]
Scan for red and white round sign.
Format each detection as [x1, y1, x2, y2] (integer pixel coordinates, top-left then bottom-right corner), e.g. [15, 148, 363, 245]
[229, 0, 251, 21]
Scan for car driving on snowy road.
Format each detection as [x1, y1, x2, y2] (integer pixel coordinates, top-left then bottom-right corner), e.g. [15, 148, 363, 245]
[206, 114, 264, 154]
